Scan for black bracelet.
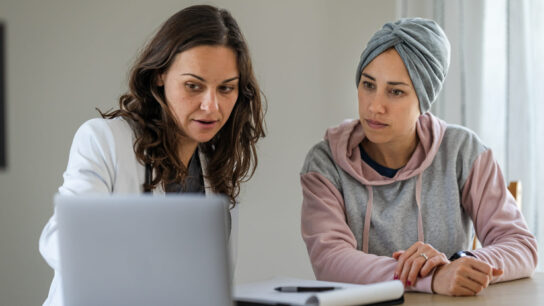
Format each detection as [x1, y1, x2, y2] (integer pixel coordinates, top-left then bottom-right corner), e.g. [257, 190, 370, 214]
[449, 250, 476, 261]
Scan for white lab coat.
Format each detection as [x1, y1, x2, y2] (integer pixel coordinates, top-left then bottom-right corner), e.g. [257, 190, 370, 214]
[38, 117, 238, 306]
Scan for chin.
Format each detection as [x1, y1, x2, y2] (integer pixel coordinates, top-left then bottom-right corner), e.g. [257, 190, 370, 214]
[193, 134, 217, 144]
[364, 133, 389, 145]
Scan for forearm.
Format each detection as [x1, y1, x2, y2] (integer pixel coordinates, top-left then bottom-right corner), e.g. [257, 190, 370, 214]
[305, 236, 434, 292]
[472, 236, 537, 282]
[462, 149, 538, 282]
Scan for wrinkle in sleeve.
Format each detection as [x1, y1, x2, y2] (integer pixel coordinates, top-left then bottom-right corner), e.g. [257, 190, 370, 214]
[301, 171, 433, 293]
[461, 149, 538, 282]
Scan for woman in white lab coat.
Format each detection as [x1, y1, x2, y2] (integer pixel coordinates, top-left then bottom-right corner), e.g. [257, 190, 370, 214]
[38, 5, 266, 305]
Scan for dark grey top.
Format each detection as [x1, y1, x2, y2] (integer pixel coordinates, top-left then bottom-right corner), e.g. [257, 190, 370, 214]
[165, 148, 205, 194]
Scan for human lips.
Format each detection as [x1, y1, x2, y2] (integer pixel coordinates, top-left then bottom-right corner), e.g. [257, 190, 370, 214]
[193, 118, 220, 128]
[365, 119, 389, 129]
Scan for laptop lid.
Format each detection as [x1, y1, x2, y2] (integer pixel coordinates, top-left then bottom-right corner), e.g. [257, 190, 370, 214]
[55, 194, 232, 306]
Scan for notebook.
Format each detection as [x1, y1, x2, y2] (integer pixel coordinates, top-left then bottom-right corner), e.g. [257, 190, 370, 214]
[55, 193, 232, 306]
[234, 277, 404, 306]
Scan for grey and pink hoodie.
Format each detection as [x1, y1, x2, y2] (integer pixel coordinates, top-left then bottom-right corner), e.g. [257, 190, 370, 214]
[300, 113, 537, 293]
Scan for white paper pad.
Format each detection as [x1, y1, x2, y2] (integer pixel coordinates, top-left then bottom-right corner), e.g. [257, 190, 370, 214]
[235, 277, 404, 305]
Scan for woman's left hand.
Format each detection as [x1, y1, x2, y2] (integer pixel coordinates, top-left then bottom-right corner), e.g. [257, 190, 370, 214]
[392, 241, 449, 287]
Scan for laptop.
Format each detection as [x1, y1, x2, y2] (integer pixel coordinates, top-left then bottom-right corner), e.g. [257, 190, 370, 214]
[55, 194, 233, 306]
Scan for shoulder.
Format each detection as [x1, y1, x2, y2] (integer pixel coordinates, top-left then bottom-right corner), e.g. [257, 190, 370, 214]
[441, 124, 490, 185]
[302, 140, 333, 173]
[442, 123, 488, 157]
[301, 140, 342, 187]
[61, 117, 144, 195]
[76, 117, 134, 140]
[73, 117, 134, 148]
[70, 117, 136, 162]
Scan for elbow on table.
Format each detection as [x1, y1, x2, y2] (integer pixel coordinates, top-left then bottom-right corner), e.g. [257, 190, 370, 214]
[525, 235, 539, 276]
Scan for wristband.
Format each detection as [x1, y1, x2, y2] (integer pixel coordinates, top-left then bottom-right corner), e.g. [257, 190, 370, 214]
[449, 250, 476, 261]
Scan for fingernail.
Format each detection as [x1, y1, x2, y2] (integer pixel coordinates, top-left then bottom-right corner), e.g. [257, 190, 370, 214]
[406, 281, 412, 286]
[393, 274, 399, 280]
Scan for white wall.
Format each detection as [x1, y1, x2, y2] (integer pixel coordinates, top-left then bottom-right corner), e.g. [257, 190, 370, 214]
[0, 1, 395, 305]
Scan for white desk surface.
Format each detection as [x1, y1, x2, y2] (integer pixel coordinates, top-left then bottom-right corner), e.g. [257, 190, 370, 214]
[403, 272, 544, 305]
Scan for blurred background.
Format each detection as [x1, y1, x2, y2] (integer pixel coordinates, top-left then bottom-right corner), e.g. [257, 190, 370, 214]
[0, 1, 542, 305]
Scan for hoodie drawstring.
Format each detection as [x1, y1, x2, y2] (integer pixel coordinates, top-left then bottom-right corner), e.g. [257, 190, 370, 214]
[415, 173, 424, 242]
[362, 173, 425, 253]
[362, 185, 373, 253]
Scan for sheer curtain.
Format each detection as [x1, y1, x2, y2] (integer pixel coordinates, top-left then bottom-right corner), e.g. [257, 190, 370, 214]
[398, 0, 544, 271]
[507, 0, 544, 271]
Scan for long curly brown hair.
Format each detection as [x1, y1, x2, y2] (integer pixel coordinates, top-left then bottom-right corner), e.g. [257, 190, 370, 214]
[100, 5, 265, 205]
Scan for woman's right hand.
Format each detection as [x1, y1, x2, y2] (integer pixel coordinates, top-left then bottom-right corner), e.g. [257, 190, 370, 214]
[432, 257, 503, 296]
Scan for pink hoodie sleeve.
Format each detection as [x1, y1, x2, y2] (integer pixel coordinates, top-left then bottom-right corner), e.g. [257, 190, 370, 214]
[301, 171, 433, 293]
[461, 149, 538, 282]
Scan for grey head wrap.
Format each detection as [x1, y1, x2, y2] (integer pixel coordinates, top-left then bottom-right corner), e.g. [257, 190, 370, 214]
[355, 18, 451, 113]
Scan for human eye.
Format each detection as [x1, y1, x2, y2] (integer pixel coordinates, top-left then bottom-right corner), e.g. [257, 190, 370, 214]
[185, 82, 202, 91]
[362, 81, 375, 90]
[219, 84, 236, 94]
[390, 88, 405, 96]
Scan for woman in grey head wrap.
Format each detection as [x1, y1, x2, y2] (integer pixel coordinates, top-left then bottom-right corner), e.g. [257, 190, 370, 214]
[300, 18, 537, 296]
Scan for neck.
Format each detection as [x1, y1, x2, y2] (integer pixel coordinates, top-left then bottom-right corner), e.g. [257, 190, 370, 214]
[362, 132, 418, 169]
[178, 140, 199, 167]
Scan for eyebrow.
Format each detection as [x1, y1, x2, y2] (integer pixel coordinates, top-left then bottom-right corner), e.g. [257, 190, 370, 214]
[181, 73, 239, 83]
[361, 73, 410, 87]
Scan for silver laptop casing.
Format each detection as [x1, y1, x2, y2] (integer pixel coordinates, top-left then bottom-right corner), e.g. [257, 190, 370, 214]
[56, 194, 232, 306]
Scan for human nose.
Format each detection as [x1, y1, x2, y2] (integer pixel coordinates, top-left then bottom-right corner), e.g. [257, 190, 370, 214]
[200, 89, 219, 112]
[367, 91, 386, 114]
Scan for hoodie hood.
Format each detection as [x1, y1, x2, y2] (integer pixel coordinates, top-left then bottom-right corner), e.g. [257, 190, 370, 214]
[325, 112, 447, 186]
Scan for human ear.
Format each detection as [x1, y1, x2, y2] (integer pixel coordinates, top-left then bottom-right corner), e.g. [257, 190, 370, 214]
[156, 73, 165, 87]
